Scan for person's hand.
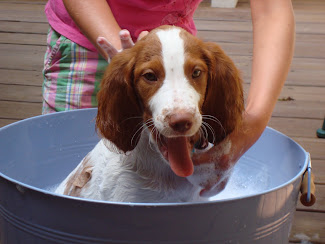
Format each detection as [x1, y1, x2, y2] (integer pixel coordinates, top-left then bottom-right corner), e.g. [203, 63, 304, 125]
[97, 29, 148, 62]
[187, 111, 267, 197]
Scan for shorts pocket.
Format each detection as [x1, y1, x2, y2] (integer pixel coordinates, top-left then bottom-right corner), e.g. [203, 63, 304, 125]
[43, 28, 69, 69]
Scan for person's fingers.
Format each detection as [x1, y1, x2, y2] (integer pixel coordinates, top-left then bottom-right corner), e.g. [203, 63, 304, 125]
[137, 31, 149, 41]
[119, 29, 134, 50]
[97, 37, 118, 62]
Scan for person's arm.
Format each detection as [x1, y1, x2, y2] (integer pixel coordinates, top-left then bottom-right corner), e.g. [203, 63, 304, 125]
[192, 0, 295, 197]
[62, 0, 122, 60]
[230, 0, 296, 160]
[246, 0, 295, 140]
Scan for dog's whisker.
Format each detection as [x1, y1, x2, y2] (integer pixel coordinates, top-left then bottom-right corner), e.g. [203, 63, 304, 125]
[131, 121, 150, 146]
[202, 115, 226, 139]
[200, 123, 209, 141]
[158, 130, 167, 149]
[122, 117, 148, 146]
[130, 126, 143, 146]
[202, 121, 217, 144]
[203, 122, 216, 142]
[202, 115, 221, 126]
[154, 128, 161, 151]
[199, 127, 208, 144]
[122, 116, 143, 123]
[132, 118, 156, 152]
[201, 122, 211, 143]
[148, 126, 159, 152]
[145, 120, 155, 128]
[196, 127, 205, 147]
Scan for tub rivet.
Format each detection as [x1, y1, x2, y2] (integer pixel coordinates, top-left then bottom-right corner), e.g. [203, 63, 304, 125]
[16, 184, 26, 194]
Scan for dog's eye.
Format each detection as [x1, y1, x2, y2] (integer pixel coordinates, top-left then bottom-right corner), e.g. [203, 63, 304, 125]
[143, 72, 157, 82]
[192, 69, 201, 79]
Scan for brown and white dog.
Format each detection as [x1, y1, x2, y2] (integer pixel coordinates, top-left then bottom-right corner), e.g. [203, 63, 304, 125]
[55, 26, 244, 203]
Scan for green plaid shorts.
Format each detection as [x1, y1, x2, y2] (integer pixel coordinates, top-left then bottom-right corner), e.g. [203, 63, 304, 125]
[42, 27, 108, 114]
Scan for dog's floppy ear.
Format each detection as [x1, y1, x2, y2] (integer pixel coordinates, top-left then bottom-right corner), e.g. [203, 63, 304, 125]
[96, 49, 143, 152]
[202, 42, 244, 144]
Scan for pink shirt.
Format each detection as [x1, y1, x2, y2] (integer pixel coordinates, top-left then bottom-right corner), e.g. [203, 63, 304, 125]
[45, 0, 202, 52]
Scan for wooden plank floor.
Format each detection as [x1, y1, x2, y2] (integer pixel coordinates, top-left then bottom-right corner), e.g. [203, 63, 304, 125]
[0, 0, 324, 243]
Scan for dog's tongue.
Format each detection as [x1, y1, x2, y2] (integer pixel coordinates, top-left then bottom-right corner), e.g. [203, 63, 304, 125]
[167, 137, 194, 177]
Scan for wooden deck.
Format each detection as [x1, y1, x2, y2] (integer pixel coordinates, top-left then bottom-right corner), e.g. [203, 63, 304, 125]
[0, 0, 324, 243]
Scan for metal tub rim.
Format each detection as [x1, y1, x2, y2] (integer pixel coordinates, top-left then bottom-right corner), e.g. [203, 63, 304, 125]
[0, 108, 309, 208]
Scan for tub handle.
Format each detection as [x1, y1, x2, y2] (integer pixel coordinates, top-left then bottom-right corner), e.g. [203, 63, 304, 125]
[300, 153, 316, 207]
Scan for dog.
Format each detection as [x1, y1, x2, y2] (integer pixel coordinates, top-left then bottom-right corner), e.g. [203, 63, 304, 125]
[55, 26, 244, 203]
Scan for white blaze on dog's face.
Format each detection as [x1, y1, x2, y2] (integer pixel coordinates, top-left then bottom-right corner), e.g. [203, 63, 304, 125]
[149, 28, 202, 137]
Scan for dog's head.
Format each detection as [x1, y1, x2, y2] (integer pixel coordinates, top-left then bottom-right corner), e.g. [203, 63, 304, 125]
[97, 26, 244, 177]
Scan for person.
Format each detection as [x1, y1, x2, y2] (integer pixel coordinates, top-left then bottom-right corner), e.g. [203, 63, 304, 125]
[42, 0, 295, 196]
[42, 0, 202, 114]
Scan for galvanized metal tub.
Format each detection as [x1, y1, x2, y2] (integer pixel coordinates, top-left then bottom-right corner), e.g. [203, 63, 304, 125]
[0, 108, 308, 244]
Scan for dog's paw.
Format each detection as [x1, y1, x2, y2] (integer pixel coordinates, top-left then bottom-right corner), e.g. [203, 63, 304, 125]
[188, 139, 236, 198]
[187, 163, 233, 198]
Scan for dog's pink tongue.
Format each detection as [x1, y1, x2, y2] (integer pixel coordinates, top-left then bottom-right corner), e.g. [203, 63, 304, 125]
[167, 137, 194, 177]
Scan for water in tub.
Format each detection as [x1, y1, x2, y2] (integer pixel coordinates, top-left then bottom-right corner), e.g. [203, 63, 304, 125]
[209, 155, 270, 201]
[45, 153, 270, 202]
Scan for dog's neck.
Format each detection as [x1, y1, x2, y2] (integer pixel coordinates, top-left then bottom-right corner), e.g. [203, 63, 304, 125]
[125, 128, 189, 191]
[99, 129, 199, 202]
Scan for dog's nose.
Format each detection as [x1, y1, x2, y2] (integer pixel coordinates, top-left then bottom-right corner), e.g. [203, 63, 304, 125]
[169, 113, 193, 133]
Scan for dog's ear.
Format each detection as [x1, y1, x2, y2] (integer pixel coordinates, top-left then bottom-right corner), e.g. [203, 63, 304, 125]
[96, 49, 143, 152]
[202, 42, 244, 144]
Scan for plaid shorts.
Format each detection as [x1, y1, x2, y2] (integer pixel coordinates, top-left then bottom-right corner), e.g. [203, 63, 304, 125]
[42, 27, 108, 114]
